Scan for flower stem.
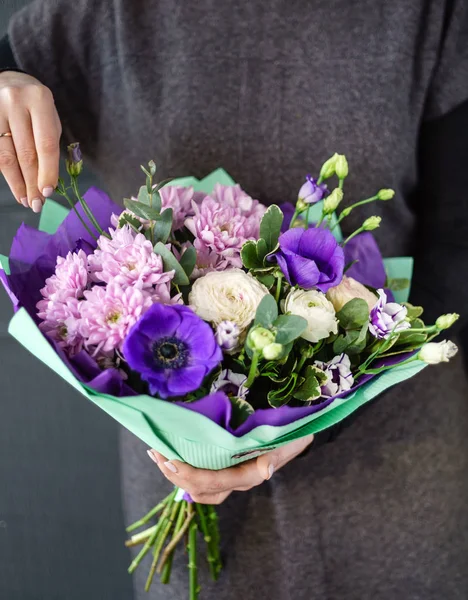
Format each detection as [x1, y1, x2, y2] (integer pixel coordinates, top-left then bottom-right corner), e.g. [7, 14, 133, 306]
[195, 503, 219, 581]
[274, 273, 283, 304]
[56, 187, 98, 242]
[70, 177, 109, 238]
[125, 525, 157, 547]
[360, 355, 419, 375]
[333, 194, 379, 230]
[144, 498, 181, 591]
[188, 517, 199, 600]
[126, 498, 167, 532]
[342, 226, 365, 246]
[157, 503, 194, 575]
[244, 351, 260, 389]
[205, 506, 222, 577]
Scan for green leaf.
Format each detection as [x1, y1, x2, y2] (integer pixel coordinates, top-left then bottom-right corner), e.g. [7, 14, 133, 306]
[274, 314, 308, 344]
[229, 396, 255, 428]
[153, 242, 190, 286]
[267, 375, 298, 408]
[148, 160, 157, 176]
[118, 212, 142, 231]
[241, 241, 262, 269]
[124, 198, 161, 221]
[256, 238, 269, 263]
[179, 245, 197, 277]
[153, 208, 173, 244]
[343, 259, 359, 274]
[254, 294, 278, 328]
[387, 277, 410, 292]
[255, 273, 276, 288]
[152, 177, 173, 194]
[333, 329, 367, 355]
[259, 205, 284, 252]
[137, 185, 151, 206]
[402, 302, 424, 320]
[293, 366, 322, 402]
[337, 298, 370, 329]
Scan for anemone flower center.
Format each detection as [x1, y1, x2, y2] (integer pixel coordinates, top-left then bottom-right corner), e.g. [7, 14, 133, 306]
[153, 336, 189, 369]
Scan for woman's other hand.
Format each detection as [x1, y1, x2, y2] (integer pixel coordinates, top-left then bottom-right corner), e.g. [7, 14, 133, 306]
[0, 71, 61, 212]
[147, 434, 315, 505]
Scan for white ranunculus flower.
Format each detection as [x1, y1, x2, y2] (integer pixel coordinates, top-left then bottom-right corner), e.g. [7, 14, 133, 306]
[418, 340, 458, 365]
[189, 268, 269, 333]
[326, 276, 378, 312]
[284, 288, 338, 343]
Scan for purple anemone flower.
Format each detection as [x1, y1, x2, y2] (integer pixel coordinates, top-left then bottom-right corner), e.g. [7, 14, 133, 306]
[298, 175, 328, 204]
[123, 303, 222, 398]
[368, 289, 411, 339]
[269, 226, 344, 292]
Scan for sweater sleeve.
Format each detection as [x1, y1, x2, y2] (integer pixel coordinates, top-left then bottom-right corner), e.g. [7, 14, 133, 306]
[7, 0, 116, 153]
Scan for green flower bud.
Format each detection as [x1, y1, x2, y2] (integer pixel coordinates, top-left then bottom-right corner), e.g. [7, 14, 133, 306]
[296, 198, 308, 213]
[248, 327, 276, 352]
[323, 188, 344, 214]
[435, 313, 459, 330]
[319, 153, 339, 180]
[335, 154, 349, 179]
[377, 189, 395, 201]
[66, 143, 83, 177]
[362, 216, 381, 231]
[262, 342, 284, 360]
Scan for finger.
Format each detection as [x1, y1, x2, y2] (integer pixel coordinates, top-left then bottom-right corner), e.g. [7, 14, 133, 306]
[148, 450, 264, 497]
[29, 93, 61, 197]
[256, 434, 315, 480]
[9, 109, 43, 212]
[190, 491, 232, 505]
[0, 127, 28, 205]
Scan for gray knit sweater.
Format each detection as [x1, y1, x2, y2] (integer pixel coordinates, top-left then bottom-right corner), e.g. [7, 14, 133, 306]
[9, 1, 468, 598]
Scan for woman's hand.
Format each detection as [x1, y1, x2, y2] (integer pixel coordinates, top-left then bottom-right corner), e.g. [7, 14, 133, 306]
[0, 71, 61, 212]
[147, 434, 314, 505]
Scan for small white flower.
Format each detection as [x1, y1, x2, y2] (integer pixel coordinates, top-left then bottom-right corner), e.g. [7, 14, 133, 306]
[211, 369, 248, 400]
[419, 340, 458, 365]
[283, 288, 338, 343]
[215, 320, 240, 352]
[189, 269, 269, 333]
[314, 353, 354, 398]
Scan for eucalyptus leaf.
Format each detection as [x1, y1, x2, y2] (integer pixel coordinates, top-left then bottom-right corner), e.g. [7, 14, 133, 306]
[387, 277, 410, 292]
[137, 185, 151, 206]
[274, 314, 308, 344]
[337, 298, 370, 329]
[148, 160, 157, 176]
[179, 245, 197, 277]
[153, 242, 190, 286]
[254, 294, 278, 328]
[124, 198, 162, 221]
[259, 205, 284, 252]
[153, 208, 173, 244]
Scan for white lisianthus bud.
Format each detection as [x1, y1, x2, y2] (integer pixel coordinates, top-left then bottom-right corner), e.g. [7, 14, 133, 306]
[189, 269, 269, 333]
[377, 189, 395, 201]
[418, 340, 458, 365]
[248, 327, 276, 351]
[284, 288, 338, 343]
[335, 154, 349, 179]
[215, 320, 241, 352]
[435, 313, 459, 330]
[319, 153, 339, 180]
[323, 188, 344, 214]
[326, 276, 378, 312]
[362, 216, 381, 231]
[262, 342, 284, 360]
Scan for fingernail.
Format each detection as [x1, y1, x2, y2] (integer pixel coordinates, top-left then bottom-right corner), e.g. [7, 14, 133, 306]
[164, 461, 178, 473]
[20, 197, 29, 207]
[31, 198, 43, 213]
[268, 464, 275, 479]
[146, 449, 159, 465]
[42, 186, 54, 197]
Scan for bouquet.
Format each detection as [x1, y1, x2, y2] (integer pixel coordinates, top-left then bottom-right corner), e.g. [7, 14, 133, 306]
[0, 146, 459, 599]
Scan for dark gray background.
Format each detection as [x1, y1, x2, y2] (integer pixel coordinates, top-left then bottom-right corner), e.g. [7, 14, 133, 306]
[0, 2, 133, 599]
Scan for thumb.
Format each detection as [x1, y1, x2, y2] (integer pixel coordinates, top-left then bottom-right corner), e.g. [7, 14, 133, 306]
[256, 434, 315, 481]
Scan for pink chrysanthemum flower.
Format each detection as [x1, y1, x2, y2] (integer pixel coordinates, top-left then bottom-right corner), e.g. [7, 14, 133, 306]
[160, 185, 197, 230]
[185, 196, 263, 268]
[37, 296, 84, 355]
[210, 184, 266, 223]
[79, 282, 152, 354]
[89, 230, 175, 297]
[191, 243, 232, 278]
[40, 250, 89, 302]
